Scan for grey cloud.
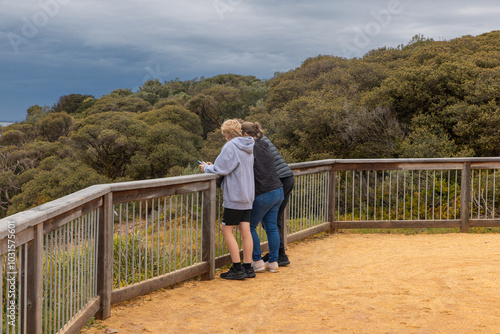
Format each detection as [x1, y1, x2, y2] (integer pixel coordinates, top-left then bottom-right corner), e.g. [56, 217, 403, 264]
[1, 0, 499, 121]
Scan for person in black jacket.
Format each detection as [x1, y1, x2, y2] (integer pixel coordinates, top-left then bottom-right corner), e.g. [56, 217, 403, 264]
[260, 135, 294, 266]
[241, 122, 284, 272]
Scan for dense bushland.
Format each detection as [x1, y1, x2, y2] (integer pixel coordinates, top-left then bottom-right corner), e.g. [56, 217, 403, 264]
[1, 31, 499, 218]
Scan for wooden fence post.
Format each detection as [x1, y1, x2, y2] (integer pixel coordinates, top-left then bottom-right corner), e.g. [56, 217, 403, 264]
[201, 179, 216, 280]
[96, 193, 113, 319]
[27, 224, 43, 334]
[282, 201, 289, 249]
[328, 165, 337, 233]
[460, 163, 471, 233]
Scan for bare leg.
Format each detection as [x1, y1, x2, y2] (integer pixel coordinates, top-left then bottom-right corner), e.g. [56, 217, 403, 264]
[221, 225, 241, 263]
[238, 222, 253, 263]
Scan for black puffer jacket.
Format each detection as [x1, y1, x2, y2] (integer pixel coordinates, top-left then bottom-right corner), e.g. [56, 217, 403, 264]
[261, 135, 293, 179]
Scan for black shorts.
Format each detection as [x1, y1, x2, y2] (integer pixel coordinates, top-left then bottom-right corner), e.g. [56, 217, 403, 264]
[222, 208, 252, 226]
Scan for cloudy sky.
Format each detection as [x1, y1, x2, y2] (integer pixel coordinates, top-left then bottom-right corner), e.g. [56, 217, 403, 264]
[0, 0, 498, 122]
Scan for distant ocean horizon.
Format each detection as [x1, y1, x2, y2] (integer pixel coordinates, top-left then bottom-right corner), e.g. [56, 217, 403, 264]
[0, 121, 15, 127]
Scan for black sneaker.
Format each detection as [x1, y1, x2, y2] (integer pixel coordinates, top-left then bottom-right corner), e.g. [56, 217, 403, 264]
[277, 254, 290, 267]
[263, 253, 290, 266]
[220, 266, 247, 280]
[244, 266, 256, 278]
[262, 253, 269, 262]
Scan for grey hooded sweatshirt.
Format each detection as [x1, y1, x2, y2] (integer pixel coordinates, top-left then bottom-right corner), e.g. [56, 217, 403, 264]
[204, 137, 255, 210]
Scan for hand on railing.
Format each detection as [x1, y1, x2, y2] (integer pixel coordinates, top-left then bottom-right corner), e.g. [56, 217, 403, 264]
[198, 161, 212, 173]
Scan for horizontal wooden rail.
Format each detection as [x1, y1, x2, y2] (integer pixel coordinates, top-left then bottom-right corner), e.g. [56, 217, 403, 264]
[111, 263, 209, 305]
[336, 219, 462, 229]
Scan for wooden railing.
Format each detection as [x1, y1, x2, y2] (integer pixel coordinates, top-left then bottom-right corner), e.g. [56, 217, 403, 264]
[1, 158, 500, 333]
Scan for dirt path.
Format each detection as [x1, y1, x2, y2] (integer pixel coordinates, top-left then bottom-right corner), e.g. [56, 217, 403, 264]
[83, 233, 500, 334]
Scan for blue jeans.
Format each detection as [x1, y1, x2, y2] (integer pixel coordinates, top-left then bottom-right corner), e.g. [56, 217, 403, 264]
[250, 187, 284, 263]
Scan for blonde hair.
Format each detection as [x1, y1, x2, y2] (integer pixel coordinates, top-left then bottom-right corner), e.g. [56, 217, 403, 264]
[221, 119, 242, 140]
[241, 122, 264, 139]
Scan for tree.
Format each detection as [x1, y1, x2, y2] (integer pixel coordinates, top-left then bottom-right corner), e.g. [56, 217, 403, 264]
[36, 112, 74, 142]
[186, 93, 219, 136]
[135, 79, 171, 105]
[84, 95, 152, 116]
[126, 122, 201, 179]
[51, 94, 95, 115]
[453, 101, 500, 156]
[0, 140, 78, 217]
[186, 86, 245, 136]
[109, 88, 134, 97]
[399, 127, 461, 158]
[71, 112, 146, 179]
[0, 141, 64, 175]
[0, 170, 20, 216]
[25, 105, 50, 124]
[0, 130, 27, 147]
[137, 105, 203, 138]
[7, 157, 110, 215]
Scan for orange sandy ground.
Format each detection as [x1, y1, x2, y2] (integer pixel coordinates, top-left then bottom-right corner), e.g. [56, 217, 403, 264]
[82, 233, 500, 334]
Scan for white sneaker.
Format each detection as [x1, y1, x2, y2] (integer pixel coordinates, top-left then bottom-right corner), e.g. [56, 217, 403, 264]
[251, 260, 266, 272]
[265, 261, 279, 273]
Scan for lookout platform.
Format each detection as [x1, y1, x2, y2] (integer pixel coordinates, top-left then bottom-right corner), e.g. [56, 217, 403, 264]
[82, 232, 500, 334]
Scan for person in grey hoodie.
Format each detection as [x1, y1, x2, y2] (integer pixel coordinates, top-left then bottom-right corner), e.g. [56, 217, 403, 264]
[200, 119, 255, 280]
